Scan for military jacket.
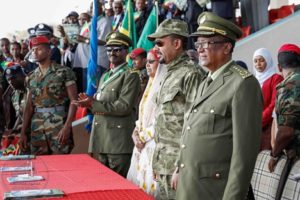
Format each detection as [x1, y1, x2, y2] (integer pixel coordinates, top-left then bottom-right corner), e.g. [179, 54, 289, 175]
[176, 61, 263, 200]
[153, 53, 204, 175]
[275, 69, 300, 153]
[12, 90, 27, 119]
[27, 63, 76, 108]
[90, 63, 141, 154]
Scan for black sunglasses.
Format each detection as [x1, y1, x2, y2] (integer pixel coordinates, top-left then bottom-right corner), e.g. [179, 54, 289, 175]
[147, 59, 157, 64]
[154, 40, 164, 47]
[106, 47, 124, 53]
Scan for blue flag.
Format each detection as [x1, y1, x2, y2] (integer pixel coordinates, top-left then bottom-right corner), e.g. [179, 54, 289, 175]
[85, 0, 99, 132]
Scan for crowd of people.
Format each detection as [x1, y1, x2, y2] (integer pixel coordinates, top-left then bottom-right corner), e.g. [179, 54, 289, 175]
[0, 0, 300, 199]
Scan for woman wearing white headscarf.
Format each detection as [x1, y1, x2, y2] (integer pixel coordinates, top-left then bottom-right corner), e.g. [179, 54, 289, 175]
[127, 49, 166, 199]
[253, 48, 283, 150]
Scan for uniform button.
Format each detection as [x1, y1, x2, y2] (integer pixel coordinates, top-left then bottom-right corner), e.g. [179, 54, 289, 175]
[193, 109, 197, 113]
[95, 122, 99, 126]
[112, 88, 115, 91]
[180, 163, 185, 168]
[186, 126, 191, 130]
[215, 173, 221, 179]
[210, 109, 214, 113]
[117, 125, 121, 128]
[181, 144, 186, 149]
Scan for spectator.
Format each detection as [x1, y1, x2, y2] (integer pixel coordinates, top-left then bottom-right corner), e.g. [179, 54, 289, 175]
[73, 32, 141, 178]
[73, 1, 112, 93]
[127, 49, 163, 198]
[236, 60, 248, 70]
[0, 38, 13, 62]
[20, 36, 77, 155]
[172, 12, 263, 200]
[10, 42, 24, 63]
[269, 44, 300, 172]
[67, 11, 79, 25]
[134, 0, 151, 38]
[147, 19, 205, 200]
[210, 0, 235, 21]
[240, 0, 270, 32]
[253, 48, 283, 150]
[112, 0, 124, 31]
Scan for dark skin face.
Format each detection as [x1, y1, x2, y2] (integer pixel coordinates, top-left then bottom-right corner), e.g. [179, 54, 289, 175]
[107, 45, 128, 66]
[32, 44, 51, 64]
[113, 2, 123, 15]
[0, 39, 10, 54]
[11, 43, 21, 58]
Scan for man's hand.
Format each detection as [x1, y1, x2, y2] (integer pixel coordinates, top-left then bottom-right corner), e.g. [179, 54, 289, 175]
[57, 25, 66, 37]
[19, 133, 28, 151]
[131, 128, 145, 152]
[268, 157, 279, 172]
[57, 125, 71, 145]
[171, 167, 179, 190]
[72, 93, 93, 108]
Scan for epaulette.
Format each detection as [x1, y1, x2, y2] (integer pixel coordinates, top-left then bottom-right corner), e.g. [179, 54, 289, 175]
[230, 65, 252, 79]
[130, 68, 141, 74]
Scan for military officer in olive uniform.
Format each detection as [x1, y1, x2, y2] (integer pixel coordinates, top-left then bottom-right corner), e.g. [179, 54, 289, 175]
[20, 36, 78, 155]
[73, 32, 141, 178]
[147, 19, 205, 199]
[172, 12, 263, 200]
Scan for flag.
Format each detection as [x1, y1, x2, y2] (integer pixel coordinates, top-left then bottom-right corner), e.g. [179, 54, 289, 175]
[137, 4, 158, 52]
[119, 0, 137, 50]
[85, 0, 99, 132]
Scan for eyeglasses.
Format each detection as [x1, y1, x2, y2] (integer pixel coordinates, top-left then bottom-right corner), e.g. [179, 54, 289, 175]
[147, 59, 157, 64]
[154, 40, 164, 47]
[106, 47, 124, 53]
[194, 41, 229, 49]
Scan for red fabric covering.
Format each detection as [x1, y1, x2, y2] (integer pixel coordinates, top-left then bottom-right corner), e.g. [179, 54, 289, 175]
[262, 74, 283, 128]
[0, 154, 153, 200]
[278, 43, 300, 55]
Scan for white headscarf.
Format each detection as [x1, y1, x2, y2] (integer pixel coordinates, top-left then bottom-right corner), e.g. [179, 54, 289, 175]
[253, 48, 276, 87]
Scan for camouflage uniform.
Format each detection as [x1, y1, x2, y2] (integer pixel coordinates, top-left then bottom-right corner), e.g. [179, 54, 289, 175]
[275, 69, 300, 154]
[0, 70, 4, 139]
[27, 63, 76, 155]
[153, 53, 204, 199]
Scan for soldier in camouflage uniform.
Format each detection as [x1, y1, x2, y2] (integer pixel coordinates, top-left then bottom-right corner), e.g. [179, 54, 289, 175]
[147, 19, 205, 199]
[269, 44, 300, 171]
[20, 36, 77, 155]
[0, 68, 4, 141]
[4, 64, 30, 153]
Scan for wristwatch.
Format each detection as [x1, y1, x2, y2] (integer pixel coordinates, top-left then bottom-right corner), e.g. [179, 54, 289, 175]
[85, 38, 90, 44]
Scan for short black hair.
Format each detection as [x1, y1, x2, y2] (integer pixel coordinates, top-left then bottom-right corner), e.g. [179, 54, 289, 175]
[278, 51, 300, 69]
[169, 34, 188, 50]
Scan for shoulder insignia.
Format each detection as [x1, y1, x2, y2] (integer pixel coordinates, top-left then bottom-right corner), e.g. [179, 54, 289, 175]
[130, 68, 140, 74]
[230, 65, 252, 79]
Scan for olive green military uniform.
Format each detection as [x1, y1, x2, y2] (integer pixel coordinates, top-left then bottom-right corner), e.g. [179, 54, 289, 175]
[147, 19, 205, 199]
[89, 32, 141, 178]
[176, 12, 263, 200]
[27, 63, 76, 155]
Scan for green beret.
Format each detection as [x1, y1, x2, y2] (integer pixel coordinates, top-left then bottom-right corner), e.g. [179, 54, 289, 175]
[105, 32, 132, 47]
[191, 12, 242, 41]
[147, 19, 189, 41]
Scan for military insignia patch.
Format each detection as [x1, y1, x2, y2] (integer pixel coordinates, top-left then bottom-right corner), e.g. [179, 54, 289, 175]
[38, 23, 44, 29]
[199, 15, 206, 24]
[111, 33, 117, 39]
[6, 69, 11, 75]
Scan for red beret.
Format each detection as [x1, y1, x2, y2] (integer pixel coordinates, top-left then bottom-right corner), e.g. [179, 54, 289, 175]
[29, 36, 50, 48]
[278, 43, 300, 55]
[130, 48, 146, 59]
